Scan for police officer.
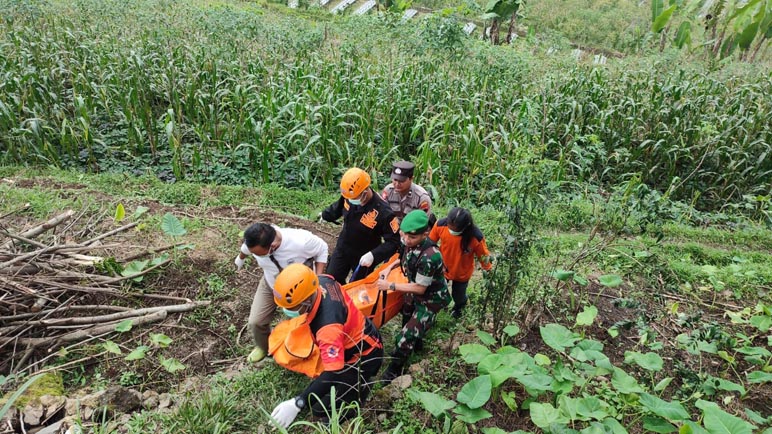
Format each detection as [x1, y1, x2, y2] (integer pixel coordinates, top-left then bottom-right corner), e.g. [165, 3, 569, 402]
[381, 160, 433, 223]
[375, 210, 450, 383]
[321, 167, 401, 284]
[269, 264, 383, 429]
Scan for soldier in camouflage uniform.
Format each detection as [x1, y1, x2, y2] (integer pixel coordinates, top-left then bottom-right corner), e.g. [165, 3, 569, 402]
[376, 210, 450, 383]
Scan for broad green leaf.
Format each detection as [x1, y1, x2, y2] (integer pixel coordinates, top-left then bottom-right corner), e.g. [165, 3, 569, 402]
[576, 397, 609, 421]
[500, 390, 518, 411]
[680, 420, 710, 434]
[161, 212, 187, 236]
[453, 403, 492, 424]
[701, 376, 746, 396]
[747, 371, 772, 383]
[534, 353, 551, 366]
[503, 324, 520, 337]
[489, 365, 525, 387]
[749, 315, 771, 332]
[624, 351, 663, 371]
[598, 274, 623, 288]
[481, 429, 508, 434]
[612, 368, 644, 394]
[149, 254, 170, 266]
[643, 415, 677, 433]
[103, 341, 121, 354]
[150, 333, 172, 348]
[518, 374, 553, 395]
[652, 0, 664, 22]
[640, 393, 689, 421]
[674, 21, 692, 48]
[477, 330, 496, 346]
[125, 345, 149, 361]
[602, 418, 628, 434]
[410, 390, 456, 417]
[132, 206, 149, 220]
[121, 260, 148, 282]
[540, 324, 580, 352]
[551, 269, 574, 281]
[695, 399, 756, 434]
[608, 326, 619, 338]
[573, 275, 589, 286]
[457, 375, 492, 409]
[559, 395, 580, 421]
[478, 354, 504, 375]
[581, 422, 610, 434]
[576, 305, 598, 326]
[114, 203, 125, 222]
[530, 402, 568, 428]
[654, 377, 673, 392]
[114, 319, 133, 333]
[744, 408, 770, 425]
[159, 356, 186, 373]
[460, 344, 492, 364]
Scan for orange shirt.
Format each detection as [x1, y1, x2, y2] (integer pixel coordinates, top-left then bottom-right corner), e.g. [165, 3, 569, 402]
[429, 220, 492, 282]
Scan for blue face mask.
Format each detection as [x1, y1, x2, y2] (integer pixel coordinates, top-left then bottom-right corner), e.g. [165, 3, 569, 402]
[449, 229, 463, 236]
[282, 307, 300, 318]
[348, 199, 362, 206]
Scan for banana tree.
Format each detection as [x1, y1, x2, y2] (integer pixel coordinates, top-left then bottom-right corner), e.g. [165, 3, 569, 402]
[481, 0, 522, 45]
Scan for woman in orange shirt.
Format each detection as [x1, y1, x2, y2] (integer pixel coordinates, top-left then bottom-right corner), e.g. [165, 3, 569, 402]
[429, 207, 492, 318]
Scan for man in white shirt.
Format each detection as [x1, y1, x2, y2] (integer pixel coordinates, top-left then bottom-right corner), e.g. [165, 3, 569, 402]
[234, 222, 328, 363]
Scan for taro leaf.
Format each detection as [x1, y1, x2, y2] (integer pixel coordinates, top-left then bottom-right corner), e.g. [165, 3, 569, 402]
[680, 420, 710, 434]
[624, 351, 663, 371]
[575, 397, 609, 421]
[749, 315, 771, 332]
[558, 395, 579, 421]
[570, 339, 606, 362]
[611, 368, 644, 394]
[477, 330, 496, 346]
[581, 422, 611, 434]
[457, 375, 492, 409]
[598, 274, 623, 288]
[530, 402, 568, 428]
[103, 341, 121, 354]
[490, 365, 525, 388]
[608, 326, 619, 338]
[695, 399, 756, 434]
[576, 305, 598, 326]
[500, 390, 518, 411]
[114, 203, 125, 222]
[601, 417, 629, 434]
[744, 408, 770, 425]
[551, 269, 574, 281]
[114, 319, 133, 333]
[540, 324, 580, 352]
[481, 429, 508, 434]
[534, 353, 551, 366]
[642, 415, 677, 433]
[150, 254, 170, 267]
[121, 260, 148, 282]
[702, 376, 746, 396]
[409, 390, 456, 417]
[132, 205, 149, 220]
[573, 275, 589, 286]
[518, 374, 553, 396]
[477, 354, 504, 375]
[460, 344, 492, 364]
[639, 393, 689, 421]
[161, 212, 187, 236]
[150, 333, 173, 348]
[503, 324, 520, 337]
[159, 356, 186, 373]
[453, 403, 492, 424]
[125, 345, 149, 361]
[653, 377, 673, 392]
[747, 371, 772, 384]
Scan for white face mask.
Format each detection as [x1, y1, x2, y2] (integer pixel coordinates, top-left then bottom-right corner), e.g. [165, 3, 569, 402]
[449, 229, 462, 236]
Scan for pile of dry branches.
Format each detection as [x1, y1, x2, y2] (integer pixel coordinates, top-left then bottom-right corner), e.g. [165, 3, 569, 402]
[0, 207, 208, 375]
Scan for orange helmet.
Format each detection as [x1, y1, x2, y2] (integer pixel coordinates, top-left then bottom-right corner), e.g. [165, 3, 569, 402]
[339, 168, 371, 200]
[273, 264, 319, 309]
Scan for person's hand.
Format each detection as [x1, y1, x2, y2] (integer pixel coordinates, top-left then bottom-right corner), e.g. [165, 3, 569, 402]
[376, 279, 390, 291]
[270, 398, 301, 429]
[234, 255, 245, 271]
[317, 212, 325, 223]
[240, 243, 251, 256]
[359, 252, 374, 267]
[379, 270, 389, 281]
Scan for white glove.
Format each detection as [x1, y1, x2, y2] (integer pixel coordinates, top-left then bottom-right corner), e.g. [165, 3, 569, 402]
[270, 398, 301, 429]
[234, 255, 245, 271]
[240, 243, 251, 256]
[359, 252, 374, 267]
[317, 212, 324, 223]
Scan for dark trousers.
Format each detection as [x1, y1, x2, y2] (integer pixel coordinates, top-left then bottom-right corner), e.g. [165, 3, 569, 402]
[308, 347, 384, 419]
[326, 247, 372, 284]
[450, 280, 470, 311]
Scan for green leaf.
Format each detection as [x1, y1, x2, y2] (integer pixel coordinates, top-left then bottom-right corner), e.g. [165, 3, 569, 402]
[680, 420, 710, 434]
[114, 319, 133, 333]
[453, 403, 492, 424]
[608, 326, 619, 338]
[132, 205, 149, 220]
[575, 397, 609, 421]
[500, 391, 518, 411]
[576, 305, 598, 326]
[534, 353, 551, 366]
[598, 274, 623, 288]
[654, 377, 673, 392]
[477, 354, 504, 375]
[624, 351, 663, 371]
[150, 333, 173, 348]
[460, 344, 492, 364]
[540, 323, 580, 352]
[701, 376, 746, 396]
[612, 368, 644, 394]
[114, 203, 125, 222]
[643, 415, 677, 433]
[161, 212, 187, 236]
[639, 393, 689, 421]
[530, 402, 568, 428]
[551, 269, 574, 281]
[0, 374, 43, 420]
[674, 21, 692, 48]
[457, 375, 492, 409]
[744, 408, 770, 425]
[121, 260, 148, 282]
[503, 324, 520, 337]
[125, 345, 149, 361]
[747, 371, 772, 384]
[160, 356, 186, 373]
[573, 274, 589, 286]
[518, 374, 553, 395]
[477, 330, 496, 346]
[652, 0, 664, 22]
[749, 315, 771, 332]
[601, 418, 628, 434]
[410, 391, 456, 417]
[695, 399, 756, 434]
[103, 341, 121, 354]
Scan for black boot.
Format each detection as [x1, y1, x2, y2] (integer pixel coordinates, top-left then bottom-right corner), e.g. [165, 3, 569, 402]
[414, 339, 424, 352]
[381, 352, 408, 385]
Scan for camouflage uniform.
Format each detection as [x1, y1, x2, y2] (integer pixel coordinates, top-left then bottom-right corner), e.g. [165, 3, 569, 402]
[393, 238, 450, 356]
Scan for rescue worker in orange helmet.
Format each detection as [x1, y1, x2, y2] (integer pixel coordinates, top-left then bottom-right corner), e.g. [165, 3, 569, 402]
[320, 167, 401, 284]
[269, 264, 384, 429]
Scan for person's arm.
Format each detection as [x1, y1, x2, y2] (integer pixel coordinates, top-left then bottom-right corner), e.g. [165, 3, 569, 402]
[376, 279, 428, 294]
[320, 196, 345, 222]
[234, 242, 251, 270]
[305, 234, 329, 274]
[474, 235, 493, 271]
[369, 216, 400, 265]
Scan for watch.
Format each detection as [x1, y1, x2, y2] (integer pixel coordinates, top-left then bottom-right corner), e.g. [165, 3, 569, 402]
[295, 396, 306, 409]
[389, 282, 396, 291]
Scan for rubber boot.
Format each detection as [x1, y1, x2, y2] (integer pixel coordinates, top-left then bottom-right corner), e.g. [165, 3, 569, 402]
[381, 352, 408, 385]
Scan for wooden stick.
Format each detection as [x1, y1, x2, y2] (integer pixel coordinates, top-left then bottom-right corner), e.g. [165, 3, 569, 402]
[39, 301, 209, 326]
[78, 221, 139, 246]
[1, 305, 133, 322]
[0, 210, 74, 250]
[0, 203, 30, 220]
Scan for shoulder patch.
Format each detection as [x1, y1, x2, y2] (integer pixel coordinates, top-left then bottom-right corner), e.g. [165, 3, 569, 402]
[389, 217, 400, 233]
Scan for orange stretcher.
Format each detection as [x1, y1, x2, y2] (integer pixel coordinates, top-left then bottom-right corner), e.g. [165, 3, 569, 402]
[343, 253, 406, 328]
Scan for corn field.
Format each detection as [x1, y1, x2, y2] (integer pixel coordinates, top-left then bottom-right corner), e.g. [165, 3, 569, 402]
[1, 0, 770, 210]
